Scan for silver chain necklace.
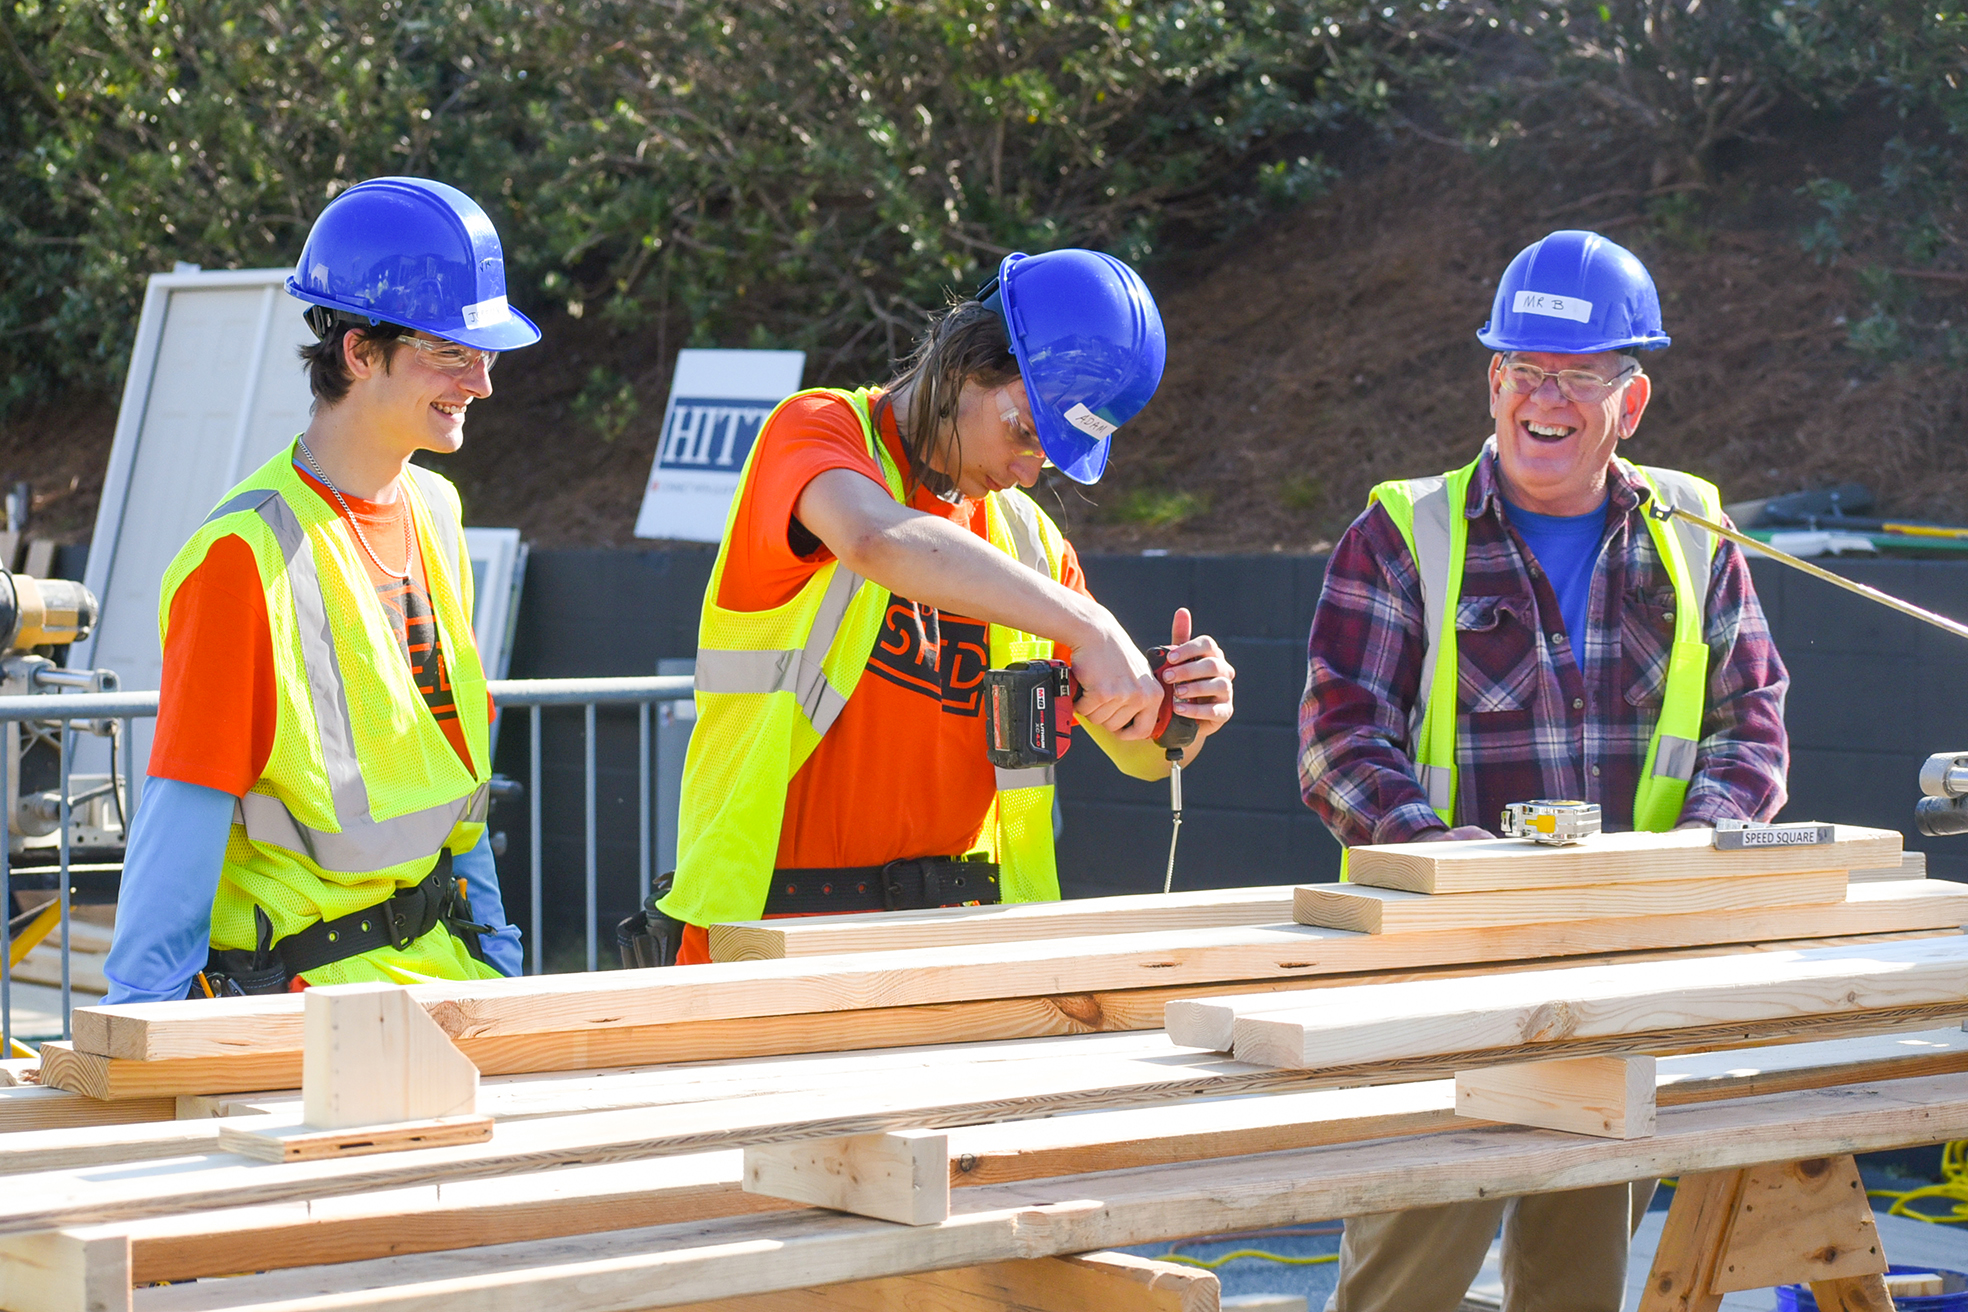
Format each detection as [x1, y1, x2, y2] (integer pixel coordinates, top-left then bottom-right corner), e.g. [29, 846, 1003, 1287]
[296, 439, 412, 581]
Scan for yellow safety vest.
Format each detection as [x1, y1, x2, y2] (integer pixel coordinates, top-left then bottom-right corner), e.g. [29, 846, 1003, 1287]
[1368, 444, 1720, 837]
[158, 443, 498, 985]
[660, 387, 1068, 929]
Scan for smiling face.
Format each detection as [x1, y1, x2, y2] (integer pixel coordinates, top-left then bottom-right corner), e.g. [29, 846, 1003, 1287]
[346, 331, 494, 459]
[1488, 350, 1651, 516]
[928, 378, 1048, 499]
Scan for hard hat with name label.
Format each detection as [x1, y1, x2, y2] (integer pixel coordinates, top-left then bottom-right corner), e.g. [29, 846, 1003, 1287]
[287, 176, 542, 352]
[1477, 229, 1669, 355]
[979, 249, 1166, 484]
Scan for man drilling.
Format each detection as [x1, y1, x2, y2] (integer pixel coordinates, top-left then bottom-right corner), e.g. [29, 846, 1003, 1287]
[104, 177, 529, 1001]
[1298, 230, 1790, 1311]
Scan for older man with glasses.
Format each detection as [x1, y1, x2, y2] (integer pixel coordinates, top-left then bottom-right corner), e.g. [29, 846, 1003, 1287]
[104, 177, 531, 1002]
[1297, 230, 1789, 1312]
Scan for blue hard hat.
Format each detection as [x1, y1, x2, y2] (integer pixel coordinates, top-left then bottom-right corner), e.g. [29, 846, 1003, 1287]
[287, 177, 541, 352]
[1477, 229, 1669, 355]
[980, 249, 1166, 484]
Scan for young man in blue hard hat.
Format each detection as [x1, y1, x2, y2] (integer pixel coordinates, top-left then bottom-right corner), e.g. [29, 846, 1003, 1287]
[104, 177, 535, 1002]
[1299, 230, 1789, 1311]
[652, 250, 1238, 964]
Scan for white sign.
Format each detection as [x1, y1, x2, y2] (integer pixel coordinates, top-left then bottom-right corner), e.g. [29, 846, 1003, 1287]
[633, 349, 807, 542]
[1512, 290, 1593, 323]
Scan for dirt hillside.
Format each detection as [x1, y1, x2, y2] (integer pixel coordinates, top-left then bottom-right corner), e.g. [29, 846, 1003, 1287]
[7, 118, 1965, 556]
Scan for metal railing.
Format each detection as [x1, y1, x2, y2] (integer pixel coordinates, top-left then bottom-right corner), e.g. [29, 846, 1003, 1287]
[0, 674, 694, 1050]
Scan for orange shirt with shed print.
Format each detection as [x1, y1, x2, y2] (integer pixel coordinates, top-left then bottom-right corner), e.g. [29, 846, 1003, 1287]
[674, 390, 1092, 960]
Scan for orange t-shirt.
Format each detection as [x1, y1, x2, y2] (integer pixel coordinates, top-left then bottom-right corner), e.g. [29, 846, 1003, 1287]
[149, 463, 478, 795]
[714, 388, 1091, 872]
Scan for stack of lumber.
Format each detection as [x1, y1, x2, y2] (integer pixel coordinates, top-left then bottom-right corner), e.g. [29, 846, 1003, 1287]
[4, 824, 1967, 1312]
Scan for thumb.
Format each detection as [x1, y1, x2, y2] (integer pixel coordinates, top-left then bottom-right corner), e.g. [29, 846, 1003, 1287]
[1170, 606, 1193, 648]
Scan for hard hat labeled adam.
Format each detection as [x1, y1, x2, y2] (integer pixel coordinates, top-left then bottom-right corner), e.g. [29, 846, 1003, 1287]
[981, 249, 1166, 484]
[287, 176, 541, 352]
[1478, 229, 1669, 355]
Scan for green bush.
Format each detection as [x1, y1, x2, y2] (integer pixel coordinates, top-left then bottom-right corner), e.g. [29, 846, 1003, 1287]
[0, 0, 1431, 413]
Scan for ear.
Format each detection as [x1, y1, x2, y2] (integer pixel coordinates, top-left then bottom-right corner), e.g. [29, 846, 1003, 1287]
[1616, 370, 1653, 440]
[1486, 354, 1504, 417]
[342, 330, 384, 383]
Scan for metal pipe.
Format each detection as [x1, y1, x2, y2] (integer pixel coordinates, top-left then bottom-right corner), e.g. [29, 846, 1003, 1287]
[638, 701, 651, 907]
[3, 736, 11, 1053]
[528, 704, 542, 977]
[584, 702, 597, 975]
[57, 726, 69, 1040]
[1652, 501, 1968, 645]
[488, 676, 693, 707]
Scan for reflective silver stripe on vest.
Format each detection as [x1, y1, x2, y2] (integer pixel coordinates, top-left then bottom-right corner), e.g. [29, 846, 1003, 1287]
[1654, 735, 1698, 783]
[1417, 762, 1453, 811]
[205, 485, 487, 873]
[994, 765, 1055, 791]
[1634, 463, 1719, 572]
[1399, 474, 1457, 752]
[404, 465, 464, 590]
[695, 562, 862, 736]
[996, 491, 1050, 574]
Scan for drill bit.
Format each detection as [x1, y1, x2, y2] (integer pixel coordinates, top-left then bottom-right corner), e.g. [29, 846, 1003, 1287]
[1162, 751, 1183, 896]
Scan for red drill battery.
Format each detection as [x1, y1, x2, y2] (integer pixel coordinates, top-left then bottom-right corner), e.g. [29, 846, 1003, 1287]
[983, 659, 1077, 771]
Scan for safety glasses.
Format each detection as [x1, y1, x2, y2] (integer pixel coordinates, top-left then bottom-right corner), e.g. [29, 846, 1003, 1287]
[400, 335, 499, 376]
[1497, 359, 1638, 405]
[995, 388, 1046, 457]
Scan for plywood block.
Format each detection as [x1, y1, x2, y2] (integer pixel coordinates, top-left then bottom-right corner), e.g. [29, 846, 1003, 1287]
[1349, 825, 1901, 894]
[1296, 871, 1848, 934]
[1885, 1274, 1946, 1297]
[1456, 1054, 1656, 1139]
[712, 887, 1296, 961]
[217, 1114, 493, 1163]
[1709, 1156, 1884, 1293]
[0, 1227, 130, 1312]
[743, 1130, 949, 1226]
[1230, 936, 1968, 1071]
[303, 983, 476, 1128]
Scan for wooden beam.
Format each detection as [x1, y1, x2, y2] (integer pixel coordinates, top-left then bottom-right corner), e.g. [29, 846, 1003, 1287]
[1295, 871, 1848, 934]
[0, 1086, 175, 1133]
[64, 881, 1968, 1078]
[743, 1130, 949, 1225]
[6, 1029, 1960, 1287]
[1851, 852, 1925, 883]
[711, 887, 1296, 961]
[120, 1074, 1968, 1312]
[1229, 937, 1968, 1071]
[664, 1252, 1219, 1311]
[1348, 825, 1900, 894]
[1456, 1055, 1655, 1139]
[0, 1227, 130, 1312]
[1638, 1166, 1741, 1312]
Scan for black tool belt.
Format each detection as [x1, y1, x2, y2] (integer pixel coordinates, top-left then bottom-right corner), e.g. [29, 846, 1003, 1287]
[763, 856, 1000, 915]
[197, 851, 491, 996]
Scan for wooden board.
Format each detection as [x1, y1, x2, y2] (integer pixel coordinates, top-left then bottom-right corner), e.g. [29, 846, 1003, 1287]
[123, 1074, 1968, 1312]
[1851, 852, 1925, 883]
[1295, 870, 1848, 934]
[667, 1253, 1219, 1312]
[218, 1114, 494, 1163]
[744, 1130, 949, 1226]
[0, 1227, 130, 1312]
[7, 1028, 1962, 1288]
[1347, 825, 1901, 894]
[711, 887, 1297, 961]
[0, 1084, 175, 1132]
[1231, 937, 1968, 1071]
[1456, 1055, 1656, 1139]
[66, 880, 1968, 1076]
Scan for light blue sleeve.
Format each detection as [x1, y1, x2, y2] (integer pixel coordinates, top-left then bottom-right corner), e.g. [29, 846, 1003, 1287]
[452, 837, 523, 977]
[102, 778, 235, 1004]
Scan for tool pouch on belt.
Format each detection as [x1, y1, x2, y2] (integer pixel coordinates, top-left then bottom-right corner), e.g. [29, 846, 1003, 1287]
[192, 851, 491, 997]
[618, 870, 686, 969]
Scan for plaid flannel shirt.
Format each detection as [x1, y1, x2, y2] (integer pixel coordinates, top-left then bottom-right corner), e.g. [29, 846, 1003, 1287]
[1299, 442, 1789, 847]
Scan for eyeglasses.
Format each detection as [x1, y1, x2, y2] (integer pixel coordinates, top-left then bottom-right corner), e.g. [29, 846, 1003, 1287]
[1497, 359, 1637, 405]
[995, 388, 1044, 454]
[399, 335, 499, 376]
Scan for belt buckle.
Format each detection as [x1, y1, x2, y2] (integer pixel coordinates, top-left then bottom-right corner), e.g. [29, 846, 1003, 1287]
[879, 859, 918, 912]
[383, 897, 419, 951]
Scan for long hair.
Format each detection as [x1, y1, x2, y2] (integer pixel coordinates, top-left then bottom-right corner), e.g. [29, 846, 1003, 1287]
[884, 299, 1022, 497]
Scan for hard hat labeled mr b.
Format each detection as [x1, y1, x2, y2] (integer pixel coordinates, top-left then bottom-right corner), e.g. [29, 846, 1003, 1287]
[287, 176, 541, 352]
[1478, 229, 1669, 355]
[983, 249, 1166, 484]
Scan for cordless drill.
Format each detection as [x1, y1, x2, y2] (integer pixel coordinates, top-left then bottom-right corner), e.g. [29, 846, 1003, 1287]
[982, 649, 1197, 892]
